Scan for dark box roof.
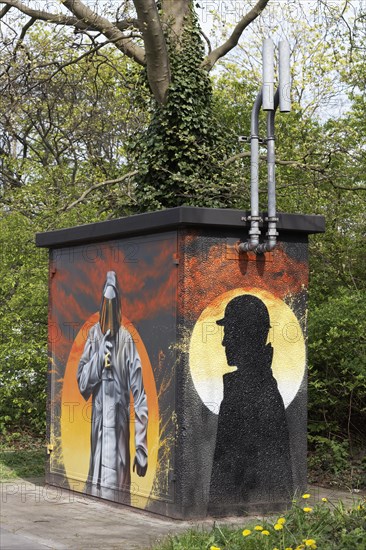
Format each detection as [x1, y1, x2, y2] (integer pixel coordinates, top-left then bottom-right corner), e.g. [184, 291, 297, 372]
[36, 207, 325, 248]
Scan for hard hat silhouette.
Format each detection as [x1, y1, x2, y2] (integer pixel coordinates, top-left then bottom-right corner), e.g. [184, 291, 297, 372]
[216, 294, 270, 332]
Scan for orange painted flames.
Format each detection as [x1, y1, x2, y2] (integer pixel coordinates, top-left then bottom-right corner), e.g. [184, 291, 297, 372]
[181, 240, 307, 320]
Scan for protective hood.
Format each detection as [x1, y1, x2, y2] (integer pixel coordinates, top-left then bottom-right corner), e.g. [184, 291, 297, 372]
[99, 271, 121, 336]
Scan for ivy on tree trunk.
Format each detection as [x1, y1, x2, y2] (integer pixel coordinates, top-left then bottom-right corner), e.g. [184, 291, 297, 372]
[130, 7, 231, 211]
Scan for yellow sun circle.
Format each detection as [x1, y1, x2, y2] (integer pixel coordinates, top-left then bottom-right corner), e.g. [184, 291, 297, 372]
[59, 313, 159, 507]
[189, 288, 305, 413]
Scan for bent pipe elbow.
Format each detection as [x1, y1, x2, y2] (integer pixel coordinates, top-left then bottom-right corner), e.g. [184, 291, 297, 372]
[256, 237, 277, 254]
[239, 238, 259, 253]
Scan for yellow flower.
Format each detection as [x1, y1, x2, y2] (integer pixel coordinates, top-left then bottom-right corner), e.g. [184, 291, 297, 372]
[303, 507, 313, 513]
[242, 529, 252, 537]
[277, 517, 286, 524]
[210, 546, 221, 550]
[254, 525, 264, 531]
[274, 523, 283, 530]
[303, 539, 317, 547]
[285, 548, 294, 550]
[302, 493, 311, 499]
[321, 497, 328, 502]
[261, 530, 270, 536]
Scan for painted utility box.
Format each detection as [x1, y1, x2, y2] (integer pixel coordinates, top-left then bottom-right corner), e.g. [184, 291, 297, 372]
[36, 206, 325, 519]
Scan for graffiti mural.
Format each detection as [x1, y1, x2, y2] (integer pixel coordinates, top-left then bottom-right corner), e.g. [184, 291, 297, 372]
[207, 294, 293, 511]
[77, 271, 148, 503]
[48, 233, 177, 512]
[40, 210, 324, 518]
[179, 231, 309, 516]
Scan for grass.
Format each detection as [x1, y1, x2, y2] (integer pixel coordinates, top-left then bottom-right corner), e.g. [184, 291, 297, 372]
[153, 496, 366, 550]
[0, 431, 45, 480]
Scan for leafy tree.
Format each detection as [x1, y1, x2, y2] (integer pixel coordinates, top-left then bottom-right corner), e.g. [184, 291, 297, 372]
[0, 0, 269, 210]
[0, 30, 148, 436]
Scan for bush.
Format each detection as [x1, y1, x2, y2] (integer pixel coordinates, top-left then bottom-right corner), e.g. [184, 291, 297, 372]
[308, 289, 366, 444]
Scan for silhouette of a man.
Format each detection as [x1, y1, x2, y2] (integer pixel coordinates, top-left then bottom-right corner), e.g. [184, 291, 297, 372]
[208, 294, 293, 512]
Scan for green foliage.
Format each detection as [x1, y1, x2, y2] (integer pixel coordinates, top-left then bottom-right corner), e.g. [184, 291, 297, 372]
[0, 28, 147, 437]
[308, 289, 366, 439]
[153, 497, 366, 550]
[130, 10, 234, 211]
[0, 26, 146, 218]
[307, 289, 366, 485]
[0, 212, 48, 436]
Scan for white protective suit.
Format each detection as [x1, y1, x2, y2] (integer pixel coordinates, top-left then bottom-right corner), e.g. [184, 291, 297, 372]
[77, 273, 148, 503]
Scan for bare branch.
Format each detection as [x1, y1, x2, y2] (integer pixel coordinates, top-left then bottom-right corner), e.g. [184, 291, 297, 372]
[64, 171, 139, 211]
[0, 4, 11, 18]
[61, 0, 145, 66]
[200, 28, 212, 54]
[202, 0, 270, 71]
[0, 1, 140, 32]
[0, 0, 146, 65]
[0, 0, 87, 26]
[132, 0, 170, 104]
[23, 41, 110, 95]
[13, 16, 36, 55]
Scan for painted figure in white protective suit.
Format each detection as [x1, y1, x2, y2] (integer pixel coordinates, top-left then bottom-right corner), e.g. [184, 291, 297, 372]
[77, 271, 148, 503]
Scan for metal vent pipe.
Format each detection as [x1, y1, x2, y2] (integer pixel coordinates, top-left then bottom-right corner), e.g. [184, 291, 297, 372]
[262, 39, 275, 111]
[258, 40, 291, 253]
[239, 90, 263, 252]
[279, 40, 291, 113]
[239, 39, 291, 255]
[256, 89, 279, 254]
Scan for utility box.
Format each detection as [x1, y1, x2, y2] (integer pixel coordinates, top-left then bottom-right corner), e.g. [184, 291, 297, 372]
[36, 206, 325, 519]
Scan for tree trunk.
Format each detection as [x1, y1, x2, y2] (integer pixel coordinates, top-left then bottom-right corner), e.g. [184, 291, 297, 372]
[133, 0, 171, 104]
[161, 0, 191, 42]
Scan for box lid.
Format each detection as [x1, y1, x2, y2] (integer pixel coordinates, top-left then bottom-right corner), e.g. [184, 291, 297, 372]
[36, 207, 325, 248]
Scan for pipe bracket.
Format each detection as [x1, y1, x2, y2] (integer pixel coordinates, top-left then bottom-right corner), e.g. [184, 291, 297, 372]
[247, 216, 263, 222]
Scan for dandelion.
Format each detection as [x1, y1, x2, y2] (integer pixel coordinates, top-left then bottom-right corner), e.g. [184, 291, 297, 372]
[303, 540, 317, 548]
[285, 548, 294, 550]
[242, 529, 252, 537]
[210, 546, 221, 550]
[302, 493, 311, 499]
[254, 525, 264, 531]
[321, 497, 328, 502]
[274, 523, 283, 530]
[277, 517, 286, 524]
[261, 530, 270, 536]
[303, 507, 313, 513]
